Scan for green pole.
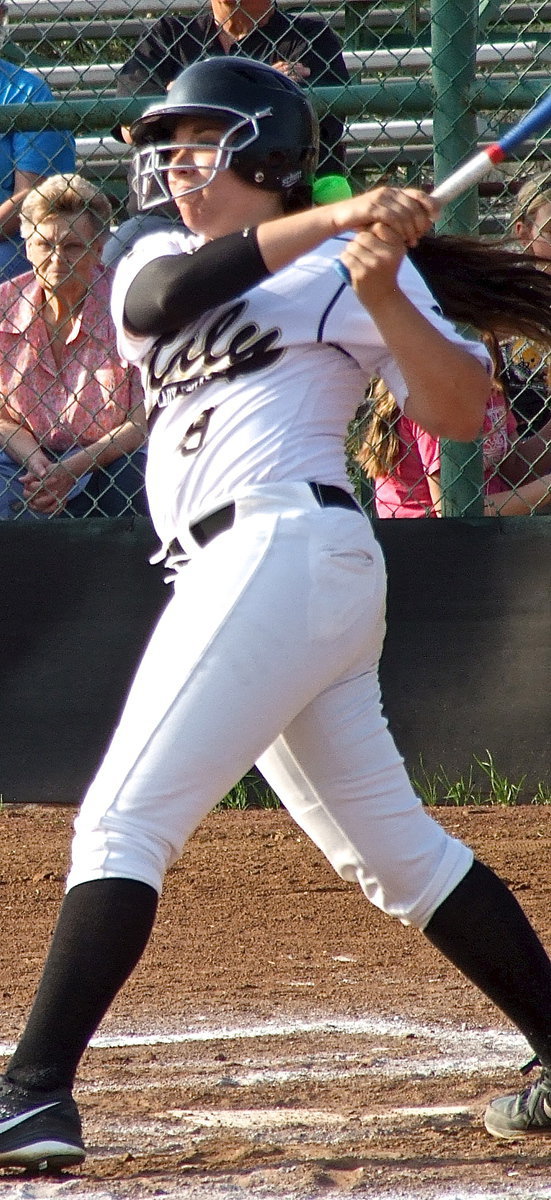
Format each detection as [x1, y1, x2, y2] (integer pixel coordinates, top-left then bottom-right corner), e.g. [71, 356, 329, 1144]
[431, 0, 484, 517]
[0, 81, 545, 133]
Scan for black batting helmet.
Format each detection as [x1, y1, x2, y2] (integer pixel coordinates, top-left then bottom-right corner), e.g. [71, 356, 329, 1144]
[130, 56, 319, 209]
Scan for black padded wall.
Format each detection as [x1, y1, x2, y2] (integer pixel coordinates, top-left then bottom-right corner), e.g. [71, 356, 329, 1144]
[1, 515, 549, 804]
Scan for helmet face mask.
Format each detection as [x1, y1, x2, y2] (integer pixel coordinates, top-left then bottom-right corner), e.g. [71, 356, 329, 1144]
[131, 57, 318, 212]
[134, 109, 268, 210]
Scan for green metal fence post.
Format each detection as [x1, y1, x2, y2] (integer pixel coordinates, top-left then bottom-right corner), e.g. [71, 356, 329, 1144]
[431, 0, 484, 517]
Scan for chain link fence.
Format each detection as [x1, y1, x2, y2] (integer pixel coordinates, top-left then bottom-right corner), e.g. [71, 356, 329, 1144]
[0, 0, 549, 518]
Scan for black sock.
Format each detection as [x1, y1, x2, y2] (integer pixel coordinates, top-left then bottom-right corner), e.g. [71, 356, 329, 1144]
[424, 858, 551, 1069]
[6, 877, 158, 1092]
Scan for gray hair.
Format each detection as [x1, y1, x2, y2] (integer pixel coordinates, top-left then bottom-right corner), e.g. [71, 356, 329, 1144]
[20, 174, 113, 241]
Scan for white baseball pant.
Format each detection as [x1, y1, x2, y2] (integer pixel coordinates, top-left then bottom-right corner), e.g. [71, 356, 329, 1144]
[68, 483, 473, 928]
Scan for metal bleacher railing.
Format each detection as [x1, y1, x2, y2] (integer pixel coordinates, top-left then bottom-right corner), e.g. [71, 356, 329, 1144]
[0, 0, 549, 519]
[2, 1, 550, 204]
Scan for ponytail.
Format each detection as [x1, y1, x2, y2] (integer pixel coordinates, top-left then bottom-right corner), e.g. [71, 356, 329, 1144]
[353, 380, 402, 478]
[409, 234, 551, 344]
[353, 232, 551, 481]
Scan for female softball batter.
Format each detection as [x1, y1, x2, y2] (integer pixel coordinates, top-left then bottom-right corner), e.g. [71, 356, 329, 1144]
[1, 58, 551, 1169]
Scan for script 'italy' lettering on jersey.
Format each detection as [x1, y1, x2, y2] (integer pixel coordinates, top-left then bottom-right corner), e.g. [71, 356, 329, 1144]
[111, 228, 490, 549]
[149, 299, 285, 408]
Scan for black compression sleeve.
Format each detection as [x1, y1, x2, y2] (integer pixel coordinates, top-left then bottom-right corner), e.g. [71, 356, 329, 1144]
[124, 227, 270, 337]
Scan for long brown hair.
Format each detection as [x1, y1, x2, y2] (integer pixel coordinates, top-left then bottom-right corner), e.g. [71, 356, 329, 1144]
[409, 234, 551, 342]
[354, 380, 401, 477]
[357, 234, 551, 478]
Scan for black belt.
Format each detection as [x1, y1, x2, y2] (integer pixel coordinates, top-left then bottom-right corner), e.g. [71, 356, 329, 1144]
[189, 483, 361, 548]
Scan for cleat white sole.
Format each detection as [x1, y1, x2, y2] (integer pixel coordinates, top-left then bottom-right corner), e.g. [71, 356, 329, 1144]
[0, 1139, 85, 1170]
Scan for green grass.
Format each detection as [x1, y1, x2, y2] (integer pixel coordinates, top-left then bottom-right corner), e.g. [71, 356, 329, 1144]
[412, 751, 551, 807]
[3, 755, 549, 812]
[215, 771, 280, 811]
[216, 752, 550, 810]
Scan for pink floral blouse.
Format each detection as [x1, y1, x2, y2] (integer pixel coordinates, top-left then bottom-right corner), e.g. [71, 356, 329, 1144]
[0, 269, 144, 454]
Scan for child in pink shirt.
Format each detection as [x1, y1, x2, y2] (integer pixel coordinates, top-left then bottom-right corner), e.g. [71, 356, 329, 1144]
[359, 378, 551, 518]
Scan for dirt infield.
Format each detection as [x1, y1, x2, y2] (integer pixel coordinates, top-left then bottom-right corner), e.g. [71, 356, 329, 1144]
[1, 802, 550, 1199]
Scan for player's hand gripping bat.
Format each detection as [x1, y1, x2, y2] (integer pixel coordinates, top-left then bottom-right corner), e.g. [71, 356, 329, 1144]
[334, 89, 551, 283]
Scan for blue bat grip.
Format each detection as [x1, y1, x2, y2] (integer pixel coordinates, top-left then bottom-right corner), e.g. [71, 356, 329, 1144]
[330, 89, 550, 291]
[333, 259, 351, 285]
[499, 89, 551, 153]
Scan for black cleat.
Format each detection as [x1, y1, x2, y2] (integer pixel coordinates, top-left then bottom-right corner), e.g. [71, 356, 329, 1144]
[484, 1065, 551, 1139]
[0, 1076, 85, 1171]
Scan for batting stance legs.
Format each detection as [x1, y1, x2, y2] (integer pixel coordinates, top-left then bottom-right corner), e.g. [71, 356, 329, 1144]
[2, 492, 551, 1166]
[67, 490, 473, 926]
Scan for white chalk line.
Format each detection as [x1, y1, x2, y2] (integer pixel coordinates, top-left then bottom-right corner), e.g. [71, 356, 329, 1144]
[90, 1101, 472, 1135]
[3, 1181, 551, 1200]
[79, 1050, 517, 1092]
[1, 1012, 529, 1091]
[1, 1010, 528, 1068]
[1, 1015, 548, 1200]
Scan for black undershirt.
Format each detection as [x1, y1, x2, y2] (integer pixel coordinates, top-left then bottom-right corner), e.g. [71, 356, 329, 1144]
[123, 227, 270, 337]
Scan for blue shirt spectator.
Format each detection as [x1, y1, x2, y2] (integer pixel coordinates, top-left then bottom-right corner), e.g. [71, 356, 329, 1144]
[0, 58, 75, 280]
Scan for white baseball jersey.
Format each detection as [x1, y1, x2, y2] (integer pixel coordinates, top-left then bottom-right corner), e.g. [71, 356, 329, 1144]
[70, 227, 481, 917]
[111, 229, 490, 547]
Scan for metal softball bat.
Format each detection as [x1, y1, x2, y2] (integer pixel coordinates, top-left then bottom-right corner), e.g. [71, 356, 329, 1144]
[334, 88, 551, 283]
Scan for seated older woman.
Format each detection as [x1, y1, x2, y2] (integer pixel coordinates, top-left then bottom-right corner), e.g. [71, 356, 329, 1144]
[0, 173, 148, 518]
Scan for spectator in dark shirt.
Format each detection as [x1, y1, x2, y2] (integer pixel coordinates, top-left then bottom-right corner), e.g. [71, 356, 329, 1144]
[103, 0, 350, 265]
